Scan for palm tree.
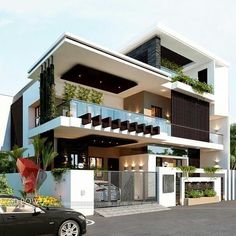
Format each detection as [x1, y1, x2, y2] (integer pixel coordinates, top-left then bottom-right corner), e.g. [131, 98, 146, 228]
[5, 145, 27, 171]
[41, 142, 58, 170]
[32, 135, 47, 166]
[6, 145, 27, 161]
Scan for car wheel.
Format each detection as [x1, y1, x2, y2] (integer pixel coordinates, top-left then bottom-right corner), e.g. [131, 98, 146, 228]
[58, 219, 80, 236]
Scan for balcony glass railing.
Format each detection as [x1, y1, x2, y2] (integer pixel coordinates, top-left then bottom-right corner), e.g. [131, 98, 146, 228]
[160, 66, 178, 77]
[58, 99, 171, 134]
[57, 99, 223, 145]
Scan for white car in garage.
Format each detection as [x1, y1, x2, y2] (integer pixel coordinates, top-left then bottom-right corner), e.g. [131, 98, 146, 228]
[94, 181, 120, 202]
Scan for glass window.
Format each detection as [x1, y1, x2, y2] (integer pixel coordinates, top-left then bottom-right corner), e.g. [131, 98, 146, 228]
[89, 157, 103, 178]
[89, 157, 103, 170]
[0, 198, 37, 213]
[198, 69, 208, 84]
[148, 145, 188, 157]
[151, 105, 162, 118]
[35, 106, 40, 127]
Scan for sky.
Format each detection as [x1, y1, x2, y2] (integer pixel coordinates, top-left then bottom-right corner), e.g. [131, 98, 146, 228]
[0, 0, 235, 122]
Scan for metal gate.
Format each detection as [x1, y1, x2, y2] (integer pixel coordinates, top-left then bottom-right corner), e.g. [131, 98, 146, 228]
[176, 173, 181, 205]
[94, 171, 157, 208]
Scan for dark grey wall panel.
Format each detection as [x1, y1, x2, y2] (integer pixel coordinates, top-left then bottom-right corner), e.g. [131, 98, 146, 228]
[171, 91, 209, 142]
[11, 96, 23, 148]
[126, 37, 161, 68]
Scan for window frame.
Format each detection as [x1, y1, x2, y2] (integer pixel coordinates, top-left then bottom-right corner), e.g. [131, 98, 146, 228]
[0, 197, 44, 214]
[35, 106, 40, 127]
[151, 105, 163, 118]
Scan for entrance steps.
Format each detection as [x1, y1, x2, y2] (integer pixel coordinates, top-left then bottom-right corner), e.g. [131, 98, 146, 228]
[95, 203, 170, 217]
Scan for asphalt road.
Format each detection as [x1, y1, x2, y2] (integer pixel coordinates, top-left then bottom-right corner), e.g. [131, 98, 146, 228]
[85, 201, 236, 236]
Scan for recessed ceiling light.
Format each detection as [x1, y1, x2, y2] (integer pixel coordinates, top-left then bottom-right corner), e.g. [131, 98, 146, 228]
[78, 74, 82, 78]
[93, 140, 96, 142]
[99, 80, 103, 84]
[101, 140, 104, 143]
[116, 142, 119, 145]
[118, 86, 121, 89]
[109, 141, 111, 144]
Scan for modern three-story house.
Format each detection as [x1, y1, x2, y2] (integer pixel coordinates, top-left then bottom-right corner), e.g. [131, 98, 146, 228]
[9, 25, 229, 174]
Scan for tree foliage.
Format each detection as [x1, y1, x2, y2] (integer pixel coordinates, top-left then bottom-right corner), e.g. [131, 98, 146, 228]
[0, 175, 13, 195]
[0, 152, 15, 173]
[230, 124, 236, 169]
[41, 142, 58, 170]
[32, 135, 47, 166]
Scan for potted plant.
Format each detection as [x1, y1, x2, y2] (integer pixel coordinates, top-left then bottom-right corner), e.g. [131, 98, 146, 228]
[177, 166, 196, 179]
[203, 166, 220, 179]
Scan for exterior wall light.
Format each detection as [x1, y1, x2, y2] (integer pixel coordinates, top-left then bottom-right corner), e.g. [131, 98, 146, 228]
[131, 166, 135, 171]
[139, 165, 143, 171]
[214, 126, 220, 133]
[124, 166, 128, 171]
[214, 159, 220, 168]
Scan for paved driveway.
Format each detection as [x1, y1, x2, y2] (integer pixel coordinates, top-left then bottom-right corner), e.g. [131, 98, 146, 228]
[85, 201, 236, 236]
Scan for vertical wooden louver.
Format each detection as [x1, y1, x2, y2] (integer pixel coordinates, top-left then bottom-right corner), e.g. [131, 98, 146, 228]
[171, 91, 209, 142]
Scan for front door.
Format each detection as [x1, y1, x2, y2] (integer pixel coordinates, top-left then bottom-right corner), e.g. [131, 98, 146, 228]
[1, 198, 52, 236]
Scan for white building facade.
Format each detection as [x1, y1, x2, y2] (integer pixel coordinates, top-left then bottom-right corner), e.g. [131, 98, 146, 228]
[0, 94, 13, 151]
[1, 26, 231, 209]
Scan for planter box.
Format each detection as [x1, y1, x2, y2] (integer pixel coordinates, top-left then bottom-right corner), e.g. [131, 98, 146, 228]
[185, 196, 219, 206]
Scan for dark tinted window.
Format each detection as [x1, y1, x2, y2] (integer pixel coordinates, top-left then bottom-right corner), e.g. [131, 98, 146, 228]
[198, 68, 208, 84]
[151, 105, 162, 118]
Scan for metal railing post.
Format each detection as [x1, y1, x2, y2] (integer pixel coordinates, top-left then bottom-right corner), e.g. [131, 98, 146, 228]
[108, 171, 111, 202]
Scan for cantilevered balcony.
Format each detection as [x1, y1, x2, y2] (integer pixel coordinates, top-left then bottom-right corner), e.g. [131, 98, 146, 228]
[57, 99, 171, 136]
[29, 99, 223, 151]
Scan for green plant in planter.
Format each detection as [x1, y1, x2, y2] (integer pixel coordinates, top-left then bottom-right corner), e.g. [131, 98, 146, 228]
[63, 82, 77, 102]
[51, 168, 68, 183]
[177, 166, 196, 178]
[76, 86, 91, 102]
[172, 75, 214, 94]
[204, 189, 216, 197]
[185, 189, 204, 198]
[90, 89, 103, 104]
[161, 58, 183, 74]
[203, 166, 220, 178]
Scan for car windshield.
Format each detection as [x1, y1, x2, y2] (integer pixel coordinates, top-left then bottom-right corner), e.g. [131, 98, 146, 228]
[0, 197, 41, 214]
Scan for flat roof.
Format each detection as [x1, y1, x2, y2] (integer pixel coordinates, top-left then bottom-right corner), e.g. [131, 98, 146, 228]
[121, 24, 229, 67]
[27, 32, 170, 79]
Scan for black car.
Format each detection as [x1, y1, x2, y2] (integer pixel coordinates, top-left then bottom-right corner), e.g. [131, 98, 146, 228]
[0, 195, 87, 236]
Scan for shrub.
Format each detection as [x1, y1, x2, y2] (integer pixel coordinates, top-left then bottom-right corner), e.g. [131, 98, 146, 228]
[177, 166, 196, 178]
[89, 89, 103, 104]
[0, 175, 14, 195]
[203, 167, 220, 178]
[76, 86, 91, 102]
[204, 189, 216, 197]
[161, 58, 183, 74]
[63, 82, 77, 102]
[63, 82, 103, 104]
[34, 195, 62, 208]
[51, 168, 68, 183]
[185, 189, 204, 198]
[172, 75, 214, 94]
[0, 152, 15, 173]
